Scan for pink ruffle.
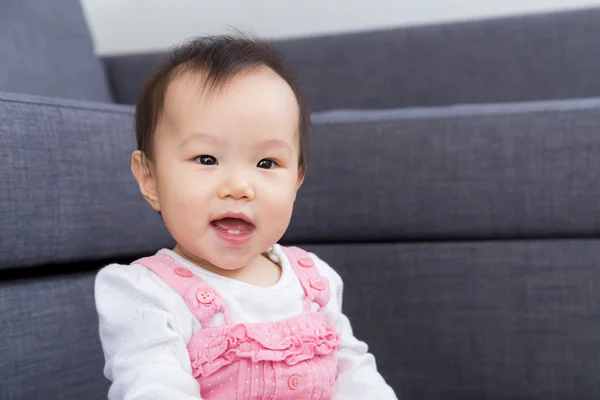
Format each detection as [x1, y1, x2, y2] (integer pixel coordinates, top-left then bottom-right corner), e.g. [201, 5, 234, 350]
[188, 314, 341, 377]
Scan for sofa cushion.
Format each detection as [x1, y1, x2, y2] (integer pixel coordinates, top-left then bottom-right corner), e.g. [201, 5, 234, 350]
[0, 0, 112, 102]
[304, 239, 600, 399]
[0, 269, 109, 400]
[0, 92, 173, 271]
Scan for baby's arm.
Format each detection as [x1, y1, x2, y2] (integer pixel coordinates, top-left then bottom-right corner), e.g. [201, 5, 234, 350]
[95, 263, 203, 399]
[311, 253, 398, 400]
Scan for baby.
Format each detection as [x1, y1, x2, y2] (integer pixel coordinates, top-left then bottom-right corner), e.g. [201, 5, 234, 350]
[95, 35, 397, 400]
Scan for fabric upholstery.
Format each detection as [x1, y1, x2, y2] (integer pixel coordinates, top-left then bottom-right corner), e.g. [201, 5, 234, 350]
[290, 97, 600, 242]
[4, 92, 600, 270]
[0, 0, 112, 102]
[0, 92, 173, 271]
[304, 240, 600, 400]
[102, 53, 162, 105]
[0, 270, 109, 400]
[276, 6, 600, 111]
[104, 7, 600, 110]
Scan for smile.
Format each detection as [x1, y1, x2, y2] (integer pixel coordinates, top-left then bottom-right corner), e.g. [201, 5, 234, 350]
[212, 221, 255, 235]
[211, 213, 256, 245]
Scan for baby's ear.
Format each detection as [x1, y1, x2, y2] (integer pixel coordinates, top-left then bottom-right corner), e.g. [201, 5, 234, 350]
[131, 151, 161, 211]
[296, 165, 306, 190]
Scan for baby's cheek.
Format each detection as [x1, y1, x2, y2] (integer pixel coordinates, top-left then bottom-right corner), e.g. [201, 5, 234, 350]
[268, 196, 295, 226]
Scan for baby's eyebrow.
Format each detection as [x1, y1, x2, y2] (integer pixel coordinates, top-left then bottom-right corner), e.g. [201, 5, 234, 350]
[261, 139, 293, 154]
[180, 132, 220, 148]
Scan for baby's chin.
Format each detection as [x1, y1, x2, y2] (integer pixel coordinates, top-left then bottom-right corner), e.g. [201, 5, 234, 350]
[209, 253, 260, 271]
[173, 241, 267, 273]
[210, 259, 246, 271]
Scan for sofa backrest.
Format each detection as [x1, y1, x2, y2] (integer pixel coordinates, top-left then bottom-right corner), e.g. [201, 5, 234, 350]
[273, 6, 600, 111]
[0, 0, 112, 102]
[104, 7, 600, 111]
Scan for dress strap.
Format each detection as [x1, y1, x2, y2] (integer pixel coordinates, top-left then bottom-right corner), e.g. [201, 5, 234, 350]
[133, 253, 234, 328]
[279, 246, 331, 312]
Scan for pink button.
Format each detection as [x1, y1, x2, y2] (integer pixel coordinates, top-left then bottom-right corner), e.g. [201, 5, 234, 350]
[288, 374, 301, 390]
[309, 276, 326, 291]
[298, 257, 314, 268]
[174, 267, 193, 278]
[196, 289, 215, 304]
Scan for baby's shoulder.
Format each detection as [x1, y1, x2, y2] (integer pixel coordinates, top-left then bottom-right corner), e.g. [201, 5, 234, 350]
[277, 245, 344, 289]
[95, 261, 197, 341]
[94, 261, 179, 302]
[308, 251, 343, 287]
[279, 245, 345, 315]
[96, 261, 154, 283]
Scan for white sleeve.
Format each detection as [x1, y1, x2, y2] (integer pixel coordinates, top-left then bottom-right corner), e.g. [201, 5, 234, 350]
[95, 263, 203, 400]
[310, 253, 398, 400]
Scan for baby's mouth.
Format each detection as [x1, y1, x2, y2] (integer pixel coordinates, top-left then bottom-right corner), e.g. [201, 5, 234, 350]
[211, 218, 255, 235]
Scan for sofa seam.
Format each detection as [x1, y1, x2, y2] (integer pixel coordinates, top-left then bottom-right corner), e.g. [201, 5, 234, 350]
[0, 97, 134, 116]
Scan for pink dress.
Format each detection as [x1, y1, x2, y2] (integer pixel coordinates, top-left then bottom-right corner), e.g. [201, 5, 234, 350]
[134, 246, 341, 399]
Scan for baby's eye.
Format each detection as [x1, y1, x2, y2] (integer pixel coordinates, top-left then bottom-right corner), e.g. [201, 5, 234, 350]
[257, 159, 278, 169]
[195, 155, 218, 165]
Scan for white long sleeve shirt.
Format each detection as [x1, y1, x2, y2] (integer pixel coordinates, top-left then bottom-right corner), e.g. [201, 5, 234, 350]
[95, 244, 397, 399]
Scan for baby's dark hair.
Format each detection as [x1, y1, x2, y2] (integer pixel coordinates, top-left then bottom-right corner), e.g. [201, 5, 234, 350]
[135, 35, 310, 175]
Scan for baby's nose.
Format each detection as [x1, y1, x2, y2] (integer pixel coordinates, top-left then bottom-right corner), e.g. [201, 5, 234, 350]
[218, 174, 255, 200]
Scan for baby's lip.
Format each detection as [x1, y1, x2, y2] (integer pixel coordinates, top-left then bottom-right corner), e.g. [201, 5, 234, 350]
[212, 212, 254, 226]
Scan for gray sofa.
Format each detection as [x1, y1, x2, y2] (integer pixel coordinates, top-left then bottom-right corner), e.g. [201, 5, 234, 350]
[3, 0, 600, 398]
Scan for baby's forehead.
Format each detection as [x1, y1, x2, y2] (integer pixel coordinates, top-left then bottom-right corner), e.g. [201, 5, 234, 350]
[162, 70, 210, 108]
[162, 67, 299, 119]
[168, 65, 294, 98]
[156, 68, 300, 141]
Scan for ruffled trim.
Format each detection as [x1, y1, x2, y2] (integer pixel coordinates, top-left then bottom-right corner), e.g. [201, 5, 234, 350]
[188, 314, 341, 377]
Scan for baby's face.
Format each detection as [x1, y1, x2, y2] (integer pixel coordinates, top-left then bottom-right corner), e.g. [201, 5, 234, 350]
[149, 67, 302, 270]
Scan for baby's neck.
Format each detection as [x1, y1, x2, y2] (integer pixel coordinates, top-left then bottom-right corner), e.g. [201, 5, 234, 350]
[172, 245, 282, 287]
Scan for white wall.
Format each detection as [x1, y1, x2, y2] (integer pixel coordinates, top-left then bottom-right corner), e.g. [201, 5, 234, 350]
[80, 0, 600, 55]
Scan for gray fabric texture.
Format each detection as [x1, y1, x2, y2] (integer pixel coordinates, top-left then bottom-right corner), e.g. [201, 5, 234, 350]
[102, 52, 163, 105]
[304, 240, 600, 400]
[0, 92, 173, 271]
[4, 92, 600, 270]
[275, 6, 600, 111]
[103, 7, 600, 110]
[0, 0, 112, 102]
[0, 270, 109, 400]
[288, 97, 600, 242]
